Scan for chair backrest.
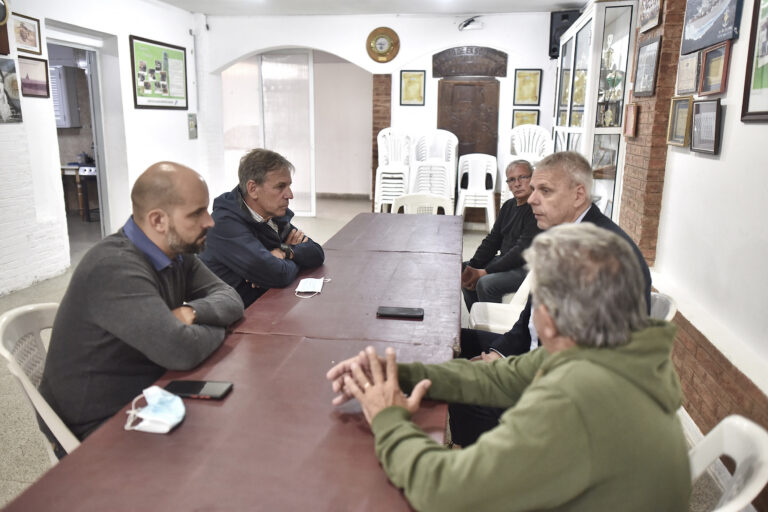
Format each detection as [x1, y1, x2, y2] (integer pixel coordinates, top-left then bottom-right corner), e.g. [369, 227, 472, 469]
[509, 125, 554, 161]
[650, 292, 677, 321]
[0, 303, 80, 457]
[413, 129, 458, 165]
[458, 153, 497, 193]
[689, 415, 768, 512]
[377, 127, 411, 167]
[510, 272, 533, 311]
[392, 193, 452, 215]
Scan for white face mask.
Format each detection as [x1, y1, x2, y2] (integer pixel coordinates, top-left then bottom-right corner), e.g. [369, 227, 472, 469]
[294, 277, 330, 298]
[124, 385, 186, 434]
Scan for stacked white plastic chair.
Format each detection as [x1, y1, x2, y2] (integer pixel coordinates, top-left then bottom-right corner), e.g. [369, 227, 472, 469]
[456, 153, 498, 230]
[374, 128, 411, 212]
[391, 193, 453, 215]
[498, 125, 554, 204]
[410, 129, 459, 214]
[468, 271, 533, 333]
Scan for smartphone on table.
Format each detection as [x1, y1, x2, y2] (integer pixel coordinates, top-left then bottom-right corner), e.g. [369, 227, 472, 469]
[164, 380, 233, 400]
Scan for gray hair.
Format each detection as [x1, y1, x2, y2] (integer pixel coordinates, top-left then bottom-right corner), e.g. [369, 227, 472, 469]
[238, 148, 294, 193]
[506, 159, 533, 175]
[524, 223, 649, 348]
[535, 151, 592, 192]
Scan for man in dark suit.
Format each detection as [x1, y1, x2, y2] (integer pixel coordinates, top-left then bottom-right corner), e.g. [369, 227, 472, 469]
[452, 151, 652, 446]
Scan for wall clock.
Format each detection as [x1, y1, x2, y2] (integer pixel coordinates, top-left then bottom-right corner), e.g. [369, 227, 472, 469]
[366, 27, 400, 63]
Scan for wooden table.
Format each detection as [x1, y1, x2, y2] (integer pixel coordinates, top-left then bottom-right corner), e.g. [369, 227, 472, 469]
[4, 212, 462, 511]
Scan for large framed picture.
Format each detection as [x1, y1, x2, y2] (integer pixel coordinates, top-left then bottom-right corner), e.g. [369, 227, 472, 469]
[0, 56, 22, 122]
[691, 98, 722, 154]
[666, 96, 693, 146]
[512, 109, 539, 127]
[10, 12, 41, 55]
[699, 41, 731, 95]
[129, 35, 188, 110]
[400, 70, 425, 106]
[514, 68, 542, 106]
[676, 52, 700, 94]
[681, 0, 744, 55]
[741, 0, 768, 122]
[639, 0, 664, 32]
[18, 56, 48, 97]
[634, 36, 662, 97]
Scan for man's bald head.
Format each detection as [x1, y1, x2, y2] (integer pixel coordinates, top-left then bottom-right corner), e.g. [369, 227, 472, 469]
[131, 162, 205, 222]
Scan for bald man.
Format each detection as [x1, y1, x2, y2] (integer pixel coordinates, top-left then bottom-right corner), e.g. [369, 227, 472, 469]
[39, 162, 244, 452]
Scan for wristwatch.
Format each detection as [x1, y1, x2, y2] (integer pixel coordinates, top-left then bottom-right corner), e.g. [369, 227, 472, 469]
[280, 243, 294, 260]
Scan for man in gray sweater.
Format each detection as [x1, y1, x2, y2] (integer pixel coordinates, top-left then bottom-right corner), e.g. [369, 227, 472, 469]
[39, 162, 244, 450]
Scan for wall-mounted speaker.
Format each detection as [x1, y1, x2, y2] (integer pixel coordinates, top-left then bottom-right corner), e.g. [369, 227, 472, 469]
[549, 10, 581, 60]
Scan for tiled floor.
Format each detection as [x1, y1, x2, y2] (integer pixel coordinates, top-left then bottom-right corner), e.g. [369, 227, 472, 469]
[0, 201, 720, 509]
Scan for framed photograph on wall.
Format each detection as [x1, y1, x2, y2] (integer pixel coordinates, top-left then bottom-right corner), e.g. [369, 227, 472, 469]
[0, 56, 22, 122]
[666, 96, 693, 146]
[681, 0, 744, 55]
[634, 36, 662, 97]
[741, 0, 768, 122]
[512, 109, 539, 127]
[691, 98, 722, 154]
[514, 68, 542, 106]
[699, 41, 731, 95]
[676, 52, 700, 95]
[400, 70, 425, 106]
[10, 13, 41, 55]
[639, 0, 663, 32]
[129, 35, 188, 110]
[18, 56, 48, 97]
[624, 103, 638, 137]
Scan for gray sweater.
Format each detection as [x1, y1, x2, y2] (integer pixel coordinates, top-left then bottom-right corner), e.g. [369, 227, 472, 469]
[40, 228, 244, 439]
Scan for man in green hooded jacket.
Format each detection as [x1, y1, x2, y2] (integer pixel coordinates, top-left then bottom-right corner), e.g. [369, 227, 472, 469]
[327, 223, 690, 511]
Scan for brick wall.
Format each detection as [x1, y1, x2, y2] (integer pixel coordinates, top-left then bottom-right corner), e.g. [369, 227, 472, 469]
[371, 74, 392, 210]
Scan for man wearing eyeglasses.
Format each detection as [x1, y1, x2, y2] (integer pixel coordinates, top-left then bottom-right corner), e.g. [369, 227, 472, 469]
[460, 160, 541, 314]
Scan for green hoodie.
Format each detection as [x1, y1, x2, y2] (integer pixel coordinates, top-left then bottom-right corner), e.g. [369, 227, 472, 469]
[371, 321, 691, 511]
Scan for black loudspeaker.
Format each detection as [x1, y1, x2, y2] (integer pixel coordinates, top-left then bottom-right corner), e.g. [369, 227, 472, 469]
[549, 10, 581, 59]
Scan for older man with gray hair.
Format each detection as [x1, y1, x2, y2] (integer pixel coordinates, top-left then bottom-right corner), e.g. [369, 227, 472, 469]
[326, 223, 690, 512]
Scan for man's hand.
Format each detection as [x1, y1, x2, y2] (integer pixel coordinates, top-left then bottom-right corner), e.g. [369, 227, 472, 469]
[172, 306, 196, 325]
[461, 266, 487, 290]
[327, 349, 382, 406]
[270, 248, 286, 259]
[481, 351, 502, 362]
[339, 347, 430, 425]
[285, 228, 308, 245]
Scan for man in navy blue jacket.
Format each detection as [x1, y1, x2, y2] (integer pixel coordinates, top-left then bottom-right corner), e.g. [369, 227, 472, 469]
[200, 149, 325, 307]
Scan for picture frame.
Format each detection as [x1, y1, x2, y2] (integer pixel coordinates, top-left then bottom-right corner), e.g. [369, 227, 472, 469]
[512, 109, 539, 127]
[634, 36, 662, 97]
[639, 0, 664, 33]
[10, 13, 41, 55]
[18, 56, 48, 98]
[400, 70, 425, 106]
[676, 52, 700, 95]
[681, 0, 744, 55]
[691, 98, 722, 154]
[666, 96, 693, 146]
[699, 40, 731, 95]
[623, 103, 638, 137]
[129, 34, 188, 110]
[514, 68, 542, 106]
[741, 0, 768, 122]
[0, 56, 22, 122]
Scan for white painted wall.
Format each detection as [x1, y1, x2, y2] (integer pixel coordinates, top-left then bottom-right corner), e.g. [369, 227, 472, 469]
[654, 0, 768, 394]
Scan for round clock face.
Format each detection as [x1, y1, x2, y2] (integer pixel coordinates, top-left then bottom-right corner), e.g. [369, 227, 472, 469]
[366, 27, 400, 63]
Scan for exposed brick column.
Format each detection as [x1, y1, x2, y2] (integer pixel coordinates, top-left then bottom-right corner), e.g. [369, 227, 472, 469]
[371, 74, 392, 211]
[620, 0, 685, 264]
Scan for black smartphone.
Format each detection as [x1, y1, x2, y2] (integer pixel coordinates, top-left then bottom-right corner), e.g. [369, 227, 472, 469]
[376, 306, 424, 320]
[164, 380, 233, 400]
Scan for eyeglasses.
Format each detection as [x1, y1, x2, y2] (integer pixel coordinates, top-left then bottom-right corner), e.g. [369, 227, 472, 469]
[506, 175, 532, 184]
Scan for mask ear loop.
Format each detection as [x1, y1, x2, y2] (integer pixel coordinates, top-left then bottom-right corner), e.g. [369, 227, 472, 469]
[124, 393, 147, 431]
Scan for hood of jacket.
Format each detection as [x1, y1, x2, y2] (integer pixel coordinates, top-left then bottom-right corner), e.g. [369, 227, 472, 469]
[538, 320, 682, 413]
[212, 186, 295, 228]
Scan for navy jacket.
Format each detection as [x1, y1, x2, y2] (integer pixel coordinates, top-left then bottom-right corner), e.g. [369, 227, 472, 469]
[199, 187, 325, 307]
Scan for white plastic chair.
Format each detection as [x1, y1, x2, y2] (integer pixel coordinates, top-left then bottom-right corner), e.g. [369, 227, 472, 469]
[410, 130, 459, 212]
[499, 125, 553, 203]
[391, 193, 453, 215]
[689, 415, 768, 512]
[650, 292, 677, 321]
[0, 303, 80, 463]
[468, 271, 533, 333]
[456, 154, 497, 230]
[374, 128, 411, 212]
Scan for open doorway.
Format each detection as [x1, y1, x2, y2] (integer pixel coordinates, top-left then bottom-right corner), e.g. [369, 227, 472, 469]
[47, 42, 103, 264]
